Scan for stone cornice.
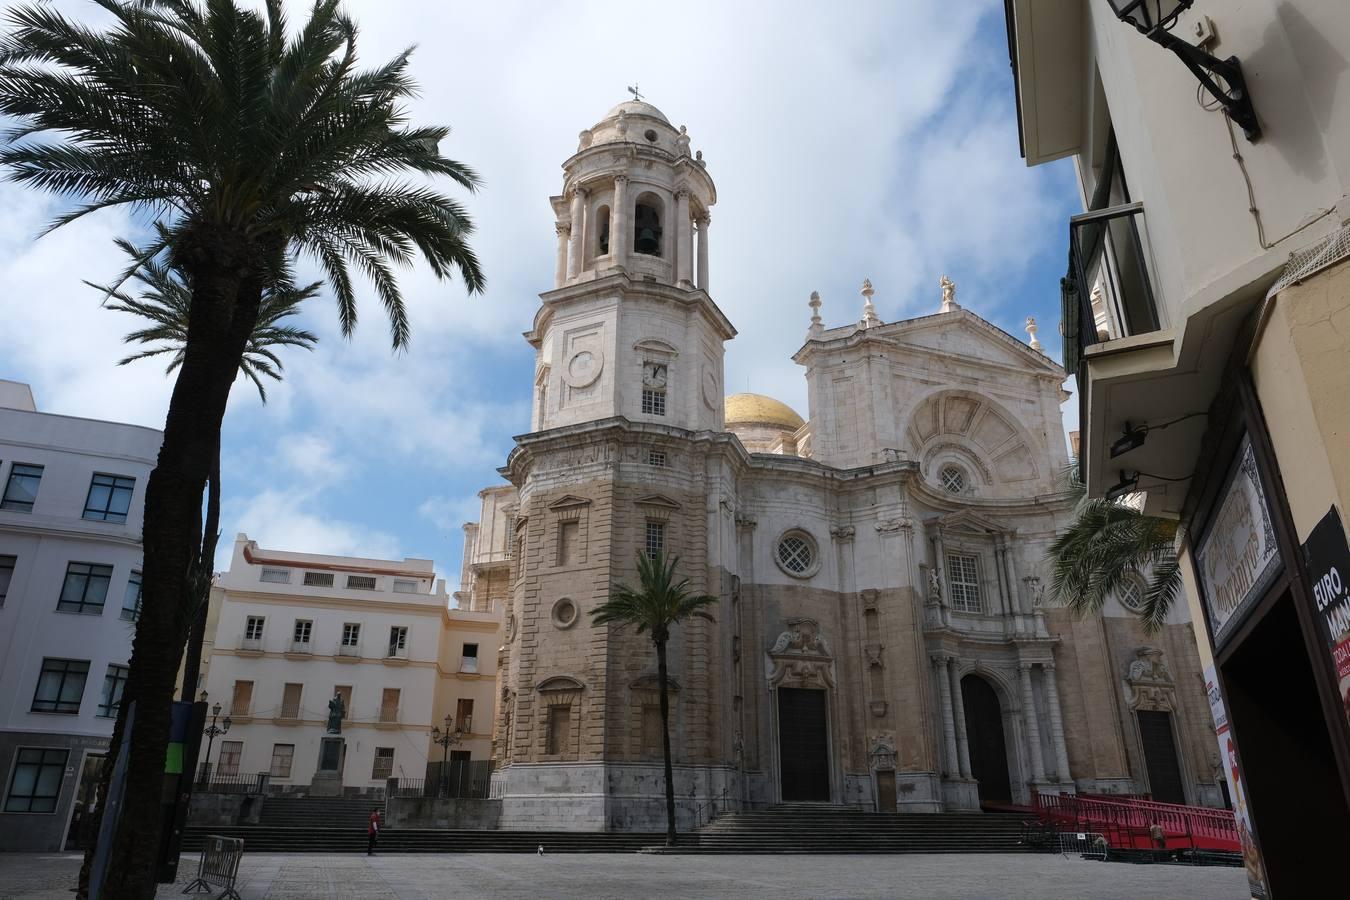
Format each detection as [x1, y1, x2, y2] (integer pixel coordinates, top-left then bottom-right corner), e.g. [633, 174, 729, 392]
[525, 272, 736, 346]
[0, 518, 143, 549]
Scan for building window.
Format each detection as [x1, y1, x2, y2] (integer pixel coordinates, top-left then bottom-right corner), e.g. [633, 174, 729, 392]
[545, 706, 572, 755]
[270, 744, 294, 779]
[121, 571, 142, 621]
[231, 680, 253, 717]
[647, 449, 667, 467]
[346, 575, 377, 590]
[372, 748, 395, 780]
[380, 688, 400, 723]
[556, 520, 578, 566]
[4, 748, 68, 812]
[939, 465, 966, 494]
[641, 388, 667, 416]
[392, 579, 417, 593]
[0, 554, 15, 606]
[32, 658, 89, 713]
[456, 698, 475, 734]
[461, 643, 479, 674]
[292, 620, 312, 645]
[302, 571, 334, 588]
[244, 616, 265, 641]
[634, 198, 663, 256]
[259, 568, 290, 584]
[341, 623, 361, 647]
[946, 553, 982, 614]
[83, 474, 135, 523]
[776, 532, 816, 576]
[280, 683, 302, 719]
[388, 626, 408, 658]
[217, 740, 242, 777]
[645, 521, 666, 558]
[1, 463, 43, 512]
[98, 664, 129, 717]
[641, 704, 663, 757]
[57, 562, 113, 614]
[1119, 573, 1147, 612]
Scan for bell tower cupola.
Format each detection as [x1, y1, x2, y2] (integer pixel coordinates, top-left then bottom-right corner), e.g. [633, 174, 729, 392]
[552, 99, 716, 291]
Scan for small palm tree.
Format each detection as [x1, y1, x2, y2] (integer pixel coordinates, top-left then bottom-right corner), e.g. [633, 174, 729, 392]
[93, 239, 320, 701]
[1047, 461, 1183, 631]
[591, 551, 717, 845]
[0, 2, 483, 893]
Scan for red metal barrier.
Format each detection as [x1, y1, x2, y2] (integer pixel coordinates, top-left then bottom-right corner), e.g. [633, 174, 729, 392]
[1034, 792, 1239, 852]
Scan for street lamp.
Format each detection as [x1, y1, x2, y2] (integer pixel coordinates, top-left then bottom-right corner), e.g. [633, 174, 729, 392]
[430, 714, 462, 797]
[1105, 0, 1261, 141]
[199, 691, 231, 784]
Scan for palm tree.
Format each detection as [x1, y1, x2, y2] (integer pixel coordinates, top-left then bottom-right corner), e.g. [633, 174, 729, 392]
[1046, 468, 1184, 631]
[92, 238, 321, 703]
[0, 2, 483, 893]
[591, 551, 718, 846]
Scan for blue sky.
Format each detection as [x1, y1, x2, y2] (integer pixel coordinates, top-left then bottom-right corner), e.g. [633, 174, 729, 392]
[0, 0, 1079, 579]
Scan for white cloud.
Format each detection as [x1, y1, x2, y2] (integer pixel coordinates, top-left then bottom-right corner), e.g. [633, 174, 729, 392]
[220, 486, 402, 567]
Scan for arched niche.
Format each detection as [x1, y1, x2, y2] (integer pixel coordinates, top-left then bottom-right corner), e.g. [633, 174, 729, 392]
[633, 191, 664, 257]
[904, 389, 1042, 491]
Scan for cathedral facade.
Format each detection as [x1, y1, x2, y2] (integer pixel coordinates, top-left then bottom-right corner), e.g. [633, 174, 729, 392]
[458, 100, 1221, 831]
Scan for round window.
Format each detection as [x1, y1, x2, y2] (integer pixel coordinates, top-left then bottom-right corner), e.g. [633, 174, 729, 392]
[551, 597, 579, 629]
[644, 129, 658, 142]
[1119, 576, 1146, 612]
[939, 465, 966, 494]
[774, 530, 819, 579]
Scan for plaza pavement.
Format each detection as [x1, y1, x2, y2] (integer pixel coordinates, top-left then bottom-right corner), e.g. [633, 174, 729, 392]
[0, 852, 1249, 899]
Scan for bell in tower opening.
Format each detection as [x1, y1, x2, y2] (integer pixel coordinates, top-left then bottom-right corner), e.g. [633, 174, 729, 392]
[634, 198, 662, 257]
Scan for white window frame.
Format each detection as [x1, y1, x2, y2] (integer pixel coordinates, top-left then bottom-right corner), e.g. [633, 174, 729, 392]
[946, 552, 983, 614]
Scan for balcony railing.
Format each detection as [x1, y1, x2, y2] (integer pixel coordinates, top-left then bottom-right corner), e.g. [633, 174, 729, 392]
[237, 635, 263, 652]
[388, 761, 495, 800]
[287, 639, 313, 655]
[1064, 201, 1162, 372]
[460, 657, 479, 674]
[386, 645, 409, 660]
[378, 705, 399, 724]
[229, 702, 251, 718]
[337, 643, 361, 658]
[277, 702, 301, 720]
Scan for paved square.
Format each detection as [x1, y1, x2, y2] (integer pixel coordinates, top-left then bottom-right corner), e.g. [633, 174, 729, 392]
[0, 852, 1249, 899]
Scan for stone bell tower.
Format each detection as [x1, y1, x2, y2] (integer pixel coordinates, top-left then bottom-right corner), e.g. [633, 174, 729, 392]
[526, 99, 732, 435]
[494, 100, 739, 831]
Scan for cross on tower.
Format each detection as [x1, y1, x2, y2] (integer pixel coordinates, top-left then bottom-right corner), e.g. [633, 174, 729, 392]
[626, 84, 643, 102]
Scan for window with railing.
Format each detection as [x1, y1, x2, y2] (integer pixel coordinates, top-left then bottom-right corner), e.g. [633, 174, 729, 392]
[290, 619, 312, 653]
[259, 568, 291, 584]
[372, 747, 395, 780]
[346, 575, 377, 590]
[231, 680, 253, 717]
[279, 683, 302, 719]
[387, 626, 408, 658]
[460, 643, 479, 674]
[303, 571, 334, 588]
[339, 623, 361, 656]
[380, 688, 400, 723]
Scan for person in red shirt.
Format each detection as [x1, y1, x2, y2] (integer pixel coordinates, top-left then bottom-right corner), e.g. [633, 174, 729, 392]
[368, 808, 381, 856]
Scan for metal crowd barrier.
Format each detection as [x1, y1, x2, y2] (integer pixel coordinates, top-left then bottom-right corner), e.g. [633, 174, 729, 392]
[183, 835, 245, 900]
[1058, 831, 1109, 861]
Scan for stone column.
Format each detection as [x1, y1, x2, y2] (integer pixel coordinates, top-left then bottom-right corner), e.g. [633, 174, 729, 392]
[948, 663, 972, 779]
[675, 189, 692, 285]
[1043, 663, 1072, 783]
[1019, 662, 1046, 782]
[554, 223, 569, 288]
[934, 655, 959, 778]
[611, 175, 629, 269]
[696, 213, 710, 291]
[567, 187, 586, 280]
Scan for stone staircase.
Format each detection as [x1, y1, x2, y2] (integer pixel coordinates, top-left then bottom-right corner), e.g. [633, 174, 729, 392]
[180, 825, 660, 854]
[653, 804, 1030, 854]
[256, 796, 377, 830]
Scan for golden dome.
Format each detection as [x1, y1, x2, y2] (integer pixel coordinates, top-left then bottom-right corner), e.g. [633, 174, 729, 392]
[724, 393, 804, 431]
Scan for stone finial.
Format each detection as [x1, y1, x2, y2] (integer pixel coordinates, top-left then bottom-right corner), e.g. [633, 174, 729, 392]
[860, 279, 881, 329]
[808, 291, 823, 337]
[577, 129, 593, 152]
[1026, 316, 1044, 353]
[695, 149, 705, 167]
[940, 274, 959, 312]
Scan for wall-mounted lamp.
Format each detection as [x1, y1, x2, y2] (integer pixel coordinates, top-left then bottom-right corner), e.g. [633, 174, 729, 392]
[1110, 422, 1149, 458]
[1106, 0, 1260, 141]
[1106, 470, 1141, 502]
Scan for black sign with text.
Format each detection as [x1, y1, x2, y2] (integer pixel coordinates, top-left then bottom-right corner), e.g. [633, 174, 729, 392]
[1301, 507, 1350, 735]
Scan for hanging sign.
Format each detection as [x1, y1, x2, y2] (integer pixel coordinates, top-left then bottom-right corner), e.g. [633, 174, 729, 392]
[1301, 506, 1350, 736]
[1196, 434, 1281, 646]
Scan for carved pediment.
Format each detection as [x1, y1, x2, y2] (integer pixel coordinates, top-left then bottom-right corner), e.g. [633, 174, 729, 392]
[926, 509, 1012, 537]
[630, 673, 681, 693]
[636, 493, 681, 510]
[765, 617, 835, 689]
[536, 675, 585, 693]
[548, 494, 592, 510]
[633, 339, 679, 358]
[1122, 646, 1176, 712]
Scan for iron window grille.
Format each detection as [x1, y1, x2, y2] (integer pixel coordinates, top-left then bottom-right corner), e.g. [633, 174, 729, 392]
[32, 658, 89, 713]
[216, 741, 242, 777]
[270, 744, 295, 779]
[83, 474, 135, 523]
[121, 570, 142, 621]
[303, 571, 334, 588]
[372, 748, 395, 780]
[99, 664, 129, 717]
[1119, 574, 1148, 612]
[0, 464, 43, 512]
[259, 568, 291, 584]
[945, 553, 983, 614]
[388, 626, 409, 658]
[4, 748, 68, 812]
[939, 466, 966, 494]
[347, 575, 377, 590]
[777, 535, 814, 575]
[58, 562, 113, 614]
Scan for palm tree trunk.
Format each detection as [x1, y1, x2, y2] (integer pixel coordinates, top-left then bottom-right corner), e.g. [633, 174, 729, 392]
[179, 435, 220, 703]
[89, 228, 264, 899]
[656, 637, 677, 846]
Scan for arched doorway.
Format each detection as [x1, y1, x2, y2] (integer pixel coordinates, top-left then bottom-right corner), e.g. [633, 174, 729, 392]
[961, 675, 1012, 806]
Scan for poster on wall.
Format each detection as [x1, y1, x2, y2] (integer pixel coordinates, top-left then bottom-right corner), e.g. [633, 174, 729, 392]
[1196, 434, 1281, 647]
[1300, 506, 1350, 737]
[1204, 667, 1269, 898]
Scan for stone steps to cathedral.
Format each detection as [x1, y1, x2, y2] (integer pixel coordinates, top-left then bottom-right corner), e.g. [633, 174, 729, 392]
[255, 796, 381, 830]
[181, 826, 662, 854]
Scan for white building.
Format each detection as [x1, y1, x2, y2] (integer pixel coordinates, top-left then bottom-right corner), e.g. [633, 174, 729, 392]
[199, 535, 500, 795]
[0, 380, 161, 851]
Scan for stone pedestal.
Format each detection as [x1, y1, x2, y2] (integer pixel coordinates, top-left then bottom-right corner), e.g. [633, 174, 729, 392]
[941, 778, 981, 811]
[310, 736, 345, 796]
